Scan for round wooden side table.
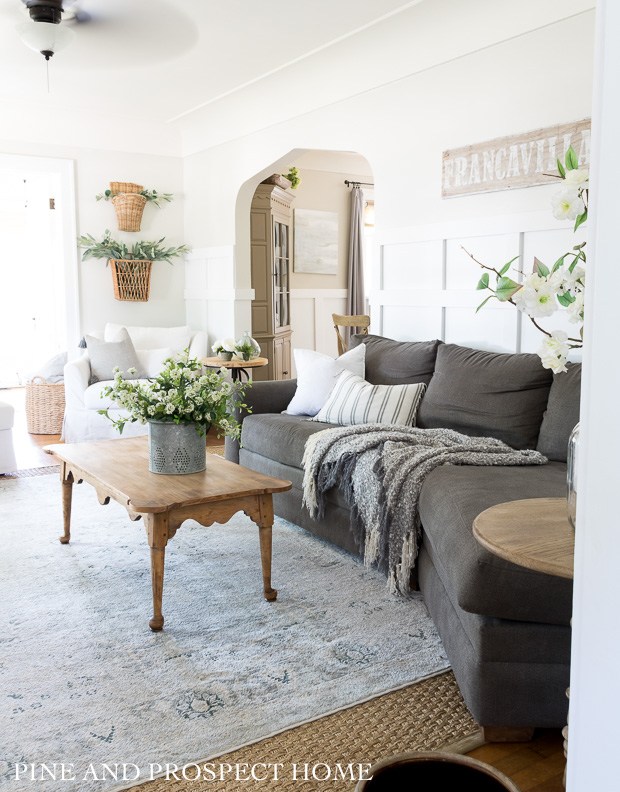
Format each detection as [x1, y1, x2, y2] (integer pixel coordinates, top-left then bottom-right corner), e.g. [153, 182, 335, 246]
[473, 497, 574, 787]
[203, 356, 268, 382]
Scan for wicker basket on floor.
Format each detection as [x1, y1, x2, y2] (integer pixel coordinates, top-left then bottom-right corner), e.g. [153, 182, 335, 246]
[25, 377, 65, 435]
[109, 181, 143, 194]
[111, 193, 148, 231]
[109, 258, 153, 301]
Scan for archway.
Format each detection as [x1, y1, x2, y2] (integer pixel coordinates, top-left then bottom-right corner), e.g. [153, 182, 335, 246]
[235, 148, 374, 376]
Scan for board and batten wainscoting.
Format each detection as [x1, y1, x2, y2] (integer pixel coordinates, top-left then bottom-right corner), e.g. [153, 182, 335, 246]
[290, 288, 348, 374]
[371, 211, 585, 359]
[184, 246, 255, 350]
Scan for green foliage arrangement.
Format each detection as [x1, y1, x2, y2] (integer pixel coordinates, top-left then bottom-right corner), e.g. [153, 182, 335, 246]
[99, 350, 249, 438]
[283, 167, 300, 189]
[77, 230, 190, 264]
[96, 188, 174, 206]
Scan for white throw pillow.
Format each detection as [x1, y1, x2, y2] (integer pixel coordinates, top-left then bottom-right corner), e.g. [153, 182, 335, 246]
[285, 344, 366, 417]
[312, 369, 426, 427]
[135, 347, 175, 377]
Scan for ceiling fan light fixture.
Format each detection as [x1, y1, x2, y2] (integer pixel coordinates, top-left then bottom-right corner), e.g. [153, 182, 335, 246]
[17, 19, 74, 60]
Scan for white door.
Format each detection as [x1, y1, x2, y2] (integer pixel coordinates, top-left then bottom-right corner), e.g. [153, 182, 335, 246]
[0, 158, 78, 387]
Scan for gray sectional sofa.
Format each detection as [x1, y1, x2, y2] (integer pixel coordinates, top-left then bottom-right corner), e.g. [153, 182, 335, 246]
[225, 335, 581, 739]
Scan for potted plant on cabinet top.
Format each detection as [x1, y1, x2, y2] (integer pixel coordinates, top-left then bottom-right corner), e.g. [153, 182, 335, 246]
[78, 230, 190, 302]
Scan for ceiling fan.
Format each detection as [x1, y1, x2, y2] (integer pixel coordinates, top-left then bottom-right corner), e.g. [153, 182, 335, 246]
[21, 0, 91, 25]
[11, 0, 197, 69]
[17, 0, 97, 61]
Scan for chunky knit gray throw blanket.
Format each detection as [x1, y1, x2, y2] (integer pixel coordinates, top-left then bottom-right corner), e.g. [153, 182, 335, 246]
[302, 424, 547, 595]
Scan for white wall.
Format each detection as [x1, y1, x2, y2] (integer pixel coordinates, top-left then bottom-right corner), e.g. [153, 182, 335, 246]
[0, 140, 185, 343]
[566, 1, 620, 788]
[182, 6, 594, 353]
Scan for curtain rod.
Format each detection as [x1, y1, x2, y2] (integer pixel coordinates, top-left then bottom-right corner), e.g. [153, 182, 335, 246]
[344, 180, 374, 187]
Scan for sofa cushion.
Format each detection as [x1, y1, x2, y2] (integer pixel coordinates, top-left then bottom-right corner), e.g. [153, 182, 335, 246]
[349, 334, 440, 385]
[104, 323, 192, 352]
[285, 344, 365, 416]
[241, 413, 338, 470]
[85, 328, 145, 384]
[312, 370, 426, 427]
[418, 462, 572, 625]
[417, 343, 553, 449]
[536, 362, 581, 462]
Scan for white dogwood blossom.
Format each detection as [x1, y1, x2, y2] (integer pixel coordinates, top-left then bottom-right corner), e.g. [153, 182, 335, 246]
[551, 188, 584, 221]
[472, 145, 587, 373]
[538, 331, 571, 374]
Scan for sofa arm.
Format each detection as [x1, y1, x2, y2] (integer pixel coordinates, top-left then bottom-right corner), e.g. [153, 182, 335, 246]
[63, 354, 91, 409]
[225, 378, 298, 463]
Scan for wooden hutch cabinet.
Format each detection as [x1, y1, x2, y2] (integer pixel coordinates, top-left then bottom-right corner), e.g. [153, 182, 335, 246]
[250, 183, 294, 381]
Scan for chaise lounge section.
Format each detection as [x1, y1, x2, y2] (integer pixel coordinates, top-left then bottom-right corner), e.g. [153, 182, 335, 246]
[225, 335, 580, 737]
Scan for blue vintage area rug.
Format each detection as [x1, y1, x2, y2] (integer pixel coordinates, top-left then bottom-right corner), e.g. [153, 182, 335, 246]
[0, 474, 449, 792]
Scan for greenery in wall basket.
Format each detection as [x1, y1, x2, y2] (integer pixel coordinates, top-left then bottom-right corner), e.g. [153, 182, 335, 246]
[77, 230, 190, 263]
[95, 188, 174, 206]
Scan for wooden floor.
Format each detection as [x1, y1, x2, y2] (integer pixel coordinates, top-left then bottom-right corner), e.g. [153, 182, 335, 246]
[1, 387, 566, 789]
[467, 730, 566, 790]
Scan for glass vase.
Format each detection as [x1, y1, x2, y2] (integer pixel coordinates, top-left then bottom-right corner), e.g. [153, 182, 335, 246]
[566, 422, 580, 531]
[235, 330, 261, 361]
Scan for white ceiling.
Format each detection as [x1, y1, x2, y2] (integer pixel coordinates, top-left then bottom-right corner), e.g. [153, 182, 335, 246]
[0, 0, 420, 125]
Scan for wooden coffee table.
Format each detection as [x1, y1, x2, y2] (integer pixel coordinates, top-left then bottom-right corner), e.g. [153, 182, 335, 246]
[44, 436, 292, 631]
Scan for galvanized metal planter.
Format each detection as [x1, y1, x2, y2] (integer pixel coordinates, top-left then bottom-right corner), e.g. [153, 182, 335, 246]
[147, 420, 206, 475]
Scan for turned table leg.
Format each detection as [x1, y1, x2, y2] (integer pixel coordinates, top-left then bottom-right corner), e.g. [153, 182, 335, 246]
[146, 513, 168, 631]
[59, 469, 73, 544]
[256, 495, 277, 602]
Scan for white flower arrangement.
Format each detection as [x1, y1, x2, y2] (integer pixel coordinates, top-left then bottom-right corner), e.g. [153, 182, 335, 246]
[468, 146, 587, 373]
[98, 350, 249, 438]
[211, 338, 236, 355]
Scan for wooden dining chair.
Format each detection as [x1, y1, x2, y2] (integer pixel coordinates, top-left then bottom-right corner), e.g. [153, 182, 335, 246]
[332, 313, 370, 356]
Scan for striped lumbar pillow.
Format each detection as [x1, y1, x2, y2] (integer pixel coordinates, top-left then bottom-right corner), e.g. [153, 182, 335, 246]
[311, 369, 426, 427]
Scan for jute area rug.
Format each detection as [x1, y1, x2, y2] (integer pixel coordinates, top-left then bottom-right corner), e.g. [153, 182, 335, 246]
[129, 670, 481, 792]
[0, 472, 460, 792]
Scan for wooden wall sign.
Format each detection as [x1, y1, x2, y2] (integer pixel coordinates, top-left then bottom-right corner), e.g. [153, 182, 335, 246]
[442, 118, 591, 198]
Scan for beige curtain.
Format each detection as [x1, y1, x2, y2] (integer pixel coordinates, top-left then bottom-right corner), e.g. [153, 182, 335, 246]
[346, 185, 365, 344]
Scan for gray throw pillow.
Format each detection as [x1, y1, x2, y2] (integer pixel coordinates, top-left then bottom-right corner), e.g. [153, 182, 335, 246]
[85, 327, 144, 384]
[416, 343, 553, 450]
[349, 334, 441, 386]
[536, 362, 581, 461]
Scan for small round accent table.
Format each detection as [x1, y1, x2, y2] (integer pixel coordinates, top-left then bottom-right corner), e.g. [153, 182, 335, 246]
[472, 497, 574, 580]
[473, 497, 574, 787]
[203, 356, 268, 383]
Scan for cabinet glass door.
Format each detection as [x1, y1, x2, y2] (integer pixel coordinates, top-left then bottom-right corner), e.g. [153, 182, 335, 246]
[273, 220, 291, 329]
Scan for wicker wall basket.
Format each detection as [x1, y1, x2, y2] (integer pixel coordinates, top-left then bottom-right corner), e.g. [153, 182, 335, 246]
[110, 258, 153, 301]
[25, 377, 65, 435]
[112, 193, 147, 231]
[109, 181, 143, 194]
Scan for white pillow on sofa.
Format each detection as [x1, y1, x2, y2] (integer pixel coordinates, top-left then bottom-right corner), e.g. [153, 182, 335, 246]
[312, 369, 426, 427]
[135, 347, 175, 378]
[285, 344, 366, 417]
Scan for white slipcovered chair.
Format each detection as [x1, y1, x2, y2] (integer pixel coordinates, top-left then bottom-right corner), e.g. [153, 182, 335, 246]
[62, 323, 208, 443]
[0, 400, 17, 473]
